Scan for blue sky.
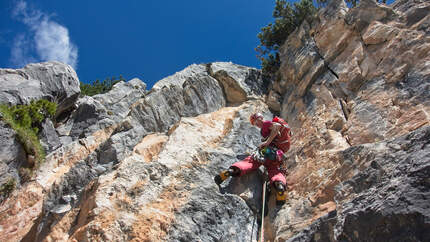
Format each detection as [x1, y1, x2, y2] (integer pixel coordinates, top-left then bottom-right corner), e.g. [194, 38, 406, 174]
[0, 0, 395, 88]
[0, 0, 276, 88]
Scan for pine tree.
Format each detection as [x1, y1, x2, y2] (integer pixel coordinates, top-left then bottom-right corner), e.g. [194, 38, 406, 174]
[256, 0, 317, 76]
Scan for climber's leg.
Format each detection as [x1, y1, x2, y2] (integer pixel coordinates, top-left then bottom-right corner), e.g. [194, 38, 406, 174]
[214, 156, 260, 185]
[230, 155, 261, 176]
[267, 167, 287, 206]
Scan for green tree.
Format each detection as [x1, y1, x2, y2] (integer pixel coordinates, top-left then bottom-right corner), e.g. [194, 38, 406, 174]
[256, 0, 317, 77]
[80, 76, 123, 97]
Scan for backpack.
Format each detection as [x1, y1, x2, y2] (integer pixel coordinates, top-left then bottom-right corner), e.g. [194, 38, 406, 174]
[271, 116, 292, 152]
[272, 116, 292, 137]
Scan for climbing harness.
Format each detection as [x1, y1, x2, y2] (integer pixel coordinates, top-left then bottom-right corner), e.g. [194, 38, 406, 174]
[252, 146, 281, 163]
[251, 148, 266, 163]
[261, 146, 277, 161]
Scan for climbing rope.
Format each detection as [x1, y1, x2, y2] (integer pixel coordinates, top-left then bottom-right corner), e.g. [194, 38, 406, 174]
[259, 179, 267, 242]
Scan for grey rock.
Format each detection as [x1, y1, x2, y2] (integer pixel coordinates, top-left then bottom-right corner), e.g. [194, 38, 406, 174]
[152, 64, 208, 89]
[50, 204, 72, 214]
[39, 119, 61, 154]
[92, 78, 147, 119]
[92, 164, 107, 175]
[153, 62, 267, 105]
[393, 0, 429, 14]
[44, 155, 99, 213]
[131, 75, 225, 133]
[97, 74, 227, 168]
[0, 61, 80, 116]
[61, 194, 77, 204]
[345, 0, 397, 32]
[0, 121, 26, 167]
[59, 136, 73, 146]
[287, 126, 430, 242]
[0, 70, 44, 105]
[167, 188, 257, 242]
[98, 119, 147, 164]
[0, 121, 26, 192]
[64, 96, 111, 139]
[163, 104, 271, 241]
[318, 0, 348, 22]
[210, 62, 267, 104]
[287, 210, 337, 242]
[60, 78, 146, 140]
[396, 72, 430, 106]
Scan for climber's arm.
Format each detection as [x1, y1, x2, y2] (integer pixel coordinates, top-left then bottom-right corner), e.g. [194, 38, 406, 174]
[259, 122, 281, 148]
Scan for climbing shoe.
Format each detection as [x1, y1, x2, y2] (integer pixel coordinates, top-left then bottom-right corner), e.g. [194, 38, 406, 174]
[274, 181, 287, 206]
[276, 191, 287, 206]
[214, 170, 231, 185]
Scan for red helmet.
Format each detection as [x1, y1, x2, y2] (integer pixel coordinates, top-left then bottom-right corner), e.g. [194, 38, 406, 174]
[250, 113, 263, 125]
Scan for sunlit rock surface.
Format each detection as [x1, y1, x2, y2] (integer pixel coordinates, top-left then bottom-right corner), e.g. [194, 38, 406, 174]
[267, 0, 430, 240]
[0, 61, 268, 241]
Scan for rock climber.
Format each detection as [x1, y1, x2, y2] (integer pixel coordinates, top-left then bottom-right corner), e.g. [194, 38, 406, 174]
[214, 113, 292, 206]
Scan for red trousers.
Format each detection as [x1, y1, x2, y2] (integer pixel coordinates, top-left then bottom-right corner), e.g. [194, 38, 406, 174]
[231, 155, 286, 185]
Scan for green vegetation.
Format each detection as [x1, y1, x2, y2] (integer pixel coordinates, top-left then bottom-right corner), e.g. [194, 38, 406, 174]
[0, 178, 16, 199]
[80, 75, 125, 96]
[256, 0, 318, 77]
[0, 99, 57, 170]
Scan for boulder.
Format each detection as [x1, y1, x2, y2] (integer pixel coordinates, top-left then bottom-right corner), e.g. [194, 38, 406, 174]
[210, 62, 267, 104]
[0, 61, 80, 117]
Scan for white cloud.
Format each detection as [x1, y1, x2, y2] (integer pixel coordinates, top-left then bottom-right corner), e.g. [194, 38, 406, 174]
[10, 0, 78, 69]
[34, 19, 78, 68]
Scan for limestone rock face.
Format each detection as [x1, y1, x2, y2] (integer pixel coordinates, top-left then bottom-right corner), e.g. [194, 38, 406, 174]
[0, 61, 80, 116]
[66, 103, 267, 242]
[0, 61, 267, 242]
[288, 126, 430, 242]
[267, 0, 430, 241]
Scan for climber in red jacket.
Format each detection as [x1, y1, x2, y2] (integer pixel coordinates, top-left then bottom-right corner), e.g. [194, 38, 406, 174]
[214, 113, 292, 205]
